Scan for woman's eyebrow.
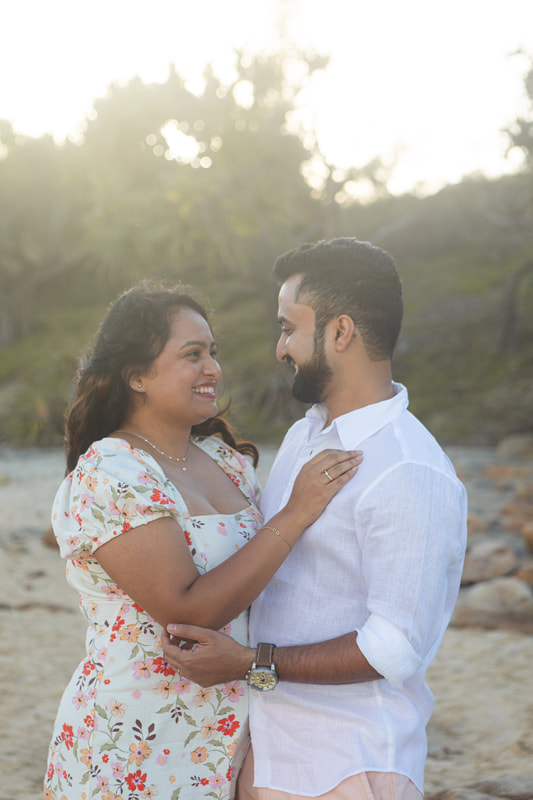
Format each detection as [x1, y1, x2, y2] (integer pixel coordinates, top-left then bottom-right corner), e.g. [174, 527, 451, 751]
[179, 339, 212, 350]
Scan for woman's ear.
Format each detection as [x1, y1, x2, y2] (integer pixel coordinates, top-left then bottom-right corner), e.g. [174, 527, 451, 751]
[333, 315, 356, 351]
[128, 373, 145, 393]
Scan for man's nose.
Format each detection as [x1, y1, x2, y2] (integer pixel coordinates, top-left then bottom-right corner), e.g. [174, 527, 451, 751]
[275, 337, 286, 363]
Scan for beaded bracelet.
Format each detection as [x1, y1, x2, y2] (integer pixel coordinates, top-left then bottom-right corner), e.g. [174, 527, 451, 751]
[262, 525, 292, 552]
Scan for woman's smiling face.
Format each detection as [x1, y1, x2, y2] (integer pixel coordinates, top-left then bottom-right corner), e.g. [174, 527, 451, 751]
[133, 307, 221, 427]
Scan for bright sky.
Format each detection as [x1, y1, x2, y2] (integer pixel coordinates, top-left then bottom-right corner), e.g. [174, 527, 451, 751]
[1, 0, 532, 195]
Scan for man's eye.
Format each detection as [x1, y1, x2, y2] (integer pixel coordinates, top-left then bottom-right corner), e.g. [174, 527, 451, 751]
[280, 327, 292, 334]
[187, 350, 200, 359]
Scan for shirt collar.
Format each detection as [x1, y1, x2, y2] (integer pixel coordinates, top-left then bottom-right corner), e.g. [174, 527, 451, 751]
[305, 381, 409, 449]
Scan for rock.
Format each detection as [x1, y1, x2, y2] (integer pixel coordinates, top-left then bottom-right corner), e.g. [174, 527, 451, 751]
[427, 790, 496, 800]
[482, 465, 531, 481]
[515, 559, 533, 585]
[501, 500, 533, 517]
[496, 433, 533, 460]
[461, 539, 518, 585]
[501, 502, 533, 534]
[522, 521, 533, 554]
[458, 577, 533, 619]
[452, 575, 533, 631]
[452, 607, 533, 633]
[513, 483, 533, 502]
[501, 502, 533, 519]
[503, 520, 531, 534]
[42, 527, 59, 549]
[467, 514, 489, 535]
[473, 776, 533, 798]
[427, 775, 533, 799]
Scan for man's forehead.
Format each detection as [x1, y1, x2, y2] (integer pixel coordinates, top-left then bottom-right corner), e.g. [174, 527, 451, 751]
[277, 275, 315, 322]
[278, 274, 307, 307]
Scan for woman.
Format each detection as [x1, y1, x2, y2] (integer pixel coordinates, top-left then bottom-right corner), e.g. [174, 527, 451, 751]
[44, 282, 361, 800]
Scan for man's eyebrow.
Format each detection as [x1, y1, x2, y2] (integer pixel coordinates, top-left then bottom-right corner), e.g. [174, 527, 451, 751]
[277, 315, 292, 325]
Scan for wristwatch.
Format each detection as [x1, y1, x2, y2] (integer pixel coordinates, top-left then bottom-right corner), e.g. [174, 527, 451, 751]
[246, 642, 279, 692]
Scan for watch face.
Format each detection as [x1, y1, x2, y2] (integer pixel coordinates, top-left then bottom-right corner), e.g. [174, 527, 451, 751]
[249, 667, 278, 691]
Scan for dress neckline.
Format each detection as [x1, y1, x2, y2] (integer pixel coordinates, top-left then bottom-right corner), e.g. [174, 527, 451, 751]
[103, 436, 254, 519]
[187, 504, 256, 520]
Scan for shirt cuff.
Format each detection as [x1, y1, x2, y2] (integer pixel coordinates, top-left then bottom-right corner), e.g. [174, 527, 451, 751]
[356, 612, 423, 687]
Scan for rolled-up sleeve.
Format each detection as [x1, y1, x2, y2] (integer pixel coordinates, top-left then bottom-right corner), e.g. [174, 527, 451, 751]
[356, 612, 423, 687]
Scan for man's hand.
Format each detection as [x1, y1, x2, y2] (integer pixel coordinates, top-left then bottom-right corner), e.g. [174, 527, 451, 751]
[161, 624, 254, 687]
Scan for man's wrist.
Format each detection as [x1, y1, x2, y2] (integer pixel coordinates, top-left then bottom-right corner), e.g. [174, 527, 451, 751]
[240, 646, 256, 680]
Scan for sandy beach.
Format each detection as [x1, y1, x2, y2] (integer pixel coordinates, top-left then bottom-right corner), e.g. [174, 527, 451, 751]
[1, 444, 532, 799]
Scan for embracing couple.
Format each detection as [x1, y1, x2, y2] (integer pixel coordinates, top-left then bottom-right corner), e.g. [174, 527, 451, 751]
[45, 237, 467, 800]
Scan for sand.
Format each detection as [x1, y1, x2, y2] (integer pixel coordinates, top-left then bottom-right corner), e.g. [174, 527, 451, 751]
[1, 446, 532, 799]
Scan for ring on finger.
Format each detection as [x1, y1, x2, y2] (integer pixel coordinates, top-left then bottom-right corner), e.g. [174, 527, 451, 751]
[324, 469, 333, 482]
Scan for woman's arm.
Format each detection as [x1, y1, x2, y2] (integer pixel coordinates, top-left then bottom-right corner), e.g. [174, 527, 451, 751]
[95, 449, 361, 630]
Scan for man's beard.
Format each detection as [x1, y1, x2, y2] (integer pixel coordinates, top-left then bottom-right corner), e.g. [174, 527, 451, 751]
[290, 339, 333, 404]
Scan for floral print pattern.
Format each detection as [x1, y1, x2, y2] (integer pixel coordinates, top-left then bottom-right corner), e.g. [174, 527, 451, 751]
[45, 436, 262, 799]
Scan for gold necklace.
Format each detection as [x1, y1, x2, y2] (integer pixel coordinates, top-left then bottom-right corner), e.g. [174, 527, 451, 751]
[115, 429, 192, 471]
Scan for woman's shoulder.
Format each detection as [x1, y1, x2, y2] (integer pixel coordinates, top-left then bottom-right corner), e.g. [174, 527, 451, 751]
[63, 437, 167, 495]
[193, 434, 253, 470]
[194, 434, 261, 504]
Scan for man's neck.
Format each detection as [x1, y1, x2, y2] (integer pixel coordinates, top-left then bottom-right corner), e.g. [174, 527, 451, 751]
[322, 369, 395, 428]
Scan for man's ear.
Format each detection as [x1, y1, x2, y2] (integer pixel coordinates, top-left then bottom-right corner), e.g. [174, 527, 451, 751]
[333, 315, 356, 351]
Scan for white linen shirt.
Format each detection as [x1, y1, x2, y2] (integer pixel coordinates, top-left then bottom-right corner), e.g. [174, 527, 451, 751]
[249, 383, 467, 796]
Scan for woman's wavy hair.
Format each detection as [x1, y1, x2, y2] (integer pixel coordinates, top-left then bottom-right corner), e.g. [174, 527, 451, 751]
[65, 281, 258, 473]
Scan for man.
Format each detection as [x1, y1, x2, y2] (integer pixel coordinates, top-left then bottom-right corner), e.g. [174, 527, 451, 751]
[162, 237, 467, 799]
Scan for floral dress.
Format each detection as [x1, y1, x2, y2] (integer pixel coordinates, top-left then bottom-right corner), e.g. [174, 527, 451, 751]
[44, 435, 262, 800]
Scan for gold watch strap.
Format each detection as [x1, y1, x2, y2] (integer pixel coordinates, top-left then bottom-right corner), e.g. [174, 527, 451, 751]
[255, 642, 276, 667]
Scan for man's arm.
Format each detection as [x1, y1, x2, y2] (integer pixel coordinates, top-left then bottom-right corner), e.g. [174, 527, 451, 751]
[162, 464, 466, 689]
[161, 624, 381, 688]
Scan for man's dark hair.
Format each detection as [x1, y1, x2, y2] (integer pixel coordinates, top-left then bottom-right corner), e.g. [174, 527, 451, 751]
[273, 237, 403, 361]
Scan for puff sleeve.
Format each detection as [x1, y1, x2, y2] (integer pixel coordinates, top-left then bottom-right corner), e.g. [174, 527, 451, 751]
[52, 440, 180, 559]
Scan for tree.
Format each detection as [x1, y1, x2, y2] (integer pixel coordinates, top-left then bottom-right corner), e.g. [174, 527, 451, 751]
[0, 124, 92, 347]
[507, 57, 533, 166]
[500, 54, 533, 353]
[0, 50, 349, 442]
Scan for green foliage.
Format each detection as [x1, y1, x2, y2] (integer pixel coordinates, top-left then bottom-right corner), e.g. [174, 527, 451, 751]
[0, 306, 104, 444]
[0, 51, 327, 444]
[1, 53, 533, 446]
[357, 171, 533, 443]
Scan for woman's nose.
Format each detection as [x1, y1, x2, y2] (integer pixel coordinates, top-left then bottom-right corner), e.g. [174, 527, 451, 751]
[204, 356, 221, 377]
